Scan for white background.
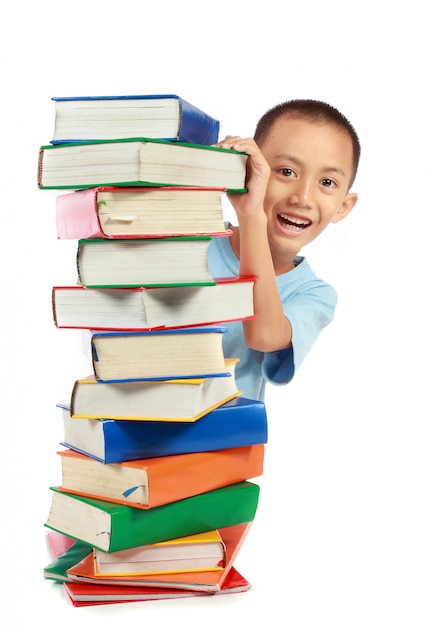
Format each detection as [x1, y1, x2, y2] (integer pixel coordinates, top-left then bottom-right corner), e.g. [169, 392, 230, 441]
[2, 1, 431, 624]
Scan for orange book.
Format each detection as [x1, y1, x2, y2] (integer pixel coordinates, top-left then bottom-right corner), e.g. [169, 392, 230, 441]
[57, 444, 264, 509]
[66, 522, 252, 592]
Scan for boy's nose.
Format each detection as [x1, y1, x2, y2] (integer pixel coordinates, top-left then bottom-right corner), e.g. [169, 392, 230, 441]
[288, 180, 312, 207]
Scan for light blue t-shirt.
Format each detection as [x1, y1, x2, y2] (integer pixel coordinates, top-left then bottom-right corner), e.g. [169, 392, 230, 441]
[208, 235, 337, 401]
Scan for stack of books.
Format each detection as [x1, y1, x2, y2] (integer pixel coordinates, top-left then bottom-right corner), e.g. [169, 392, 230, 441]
[38, 94, 268, 607]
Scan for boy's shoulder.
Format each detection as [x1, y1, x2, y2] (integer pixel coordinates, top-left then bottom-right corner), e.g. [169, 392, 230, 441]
[278, 256, 337, 302]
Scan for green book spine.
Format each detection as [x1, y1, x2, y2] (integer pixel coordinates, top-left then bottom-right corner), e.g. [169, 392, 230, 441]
[46, 482, 260, 552]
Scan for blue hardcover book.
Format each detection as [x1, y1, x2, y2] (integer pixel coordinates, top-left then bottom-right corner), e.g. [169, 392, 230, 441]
[59, 396, 268, 464]
[50, 94, 220, 145]
[89, 327, 229, 382]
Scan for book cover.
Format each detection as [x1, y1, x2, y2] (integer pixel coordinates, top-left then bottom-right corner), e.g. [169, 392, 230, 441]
[45, 528, 76, 558]
[59, 395, 268, 463]
[56, 444, 265, 508]
[38, 137, 248, 191]
[45, 483, 260, 552]
[44, 539, 93, 582]
[55, 186, 230, 239]
[52, 277, 256, 330]
[76, 236, 216, 288]
[89, 326, 228, 382]
[51, 94, 220, 145]
[66, 522, 253, 592]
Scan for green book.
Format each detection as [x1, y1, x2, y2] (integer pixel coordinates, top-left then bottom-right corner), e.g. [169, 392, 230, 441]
[38, 137, 248, 192]
[44, 482, 260, 553]
[75, 236, 216, 288]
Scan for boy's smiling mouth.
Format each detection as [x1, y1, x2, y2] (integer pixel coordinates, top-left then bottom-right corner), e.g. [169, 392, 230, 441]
[277, 212, 312, 233]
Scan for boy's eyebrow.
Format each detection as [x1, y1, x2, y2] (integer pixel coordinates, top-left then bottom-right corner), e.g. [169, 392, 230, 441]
[272, 153, 347, 179]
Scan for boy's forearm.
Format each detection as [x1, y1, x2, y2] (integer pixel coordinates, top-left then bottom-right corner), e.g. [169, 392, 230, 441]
[218, 135, 292, 353]
[237, 213, 292, 353]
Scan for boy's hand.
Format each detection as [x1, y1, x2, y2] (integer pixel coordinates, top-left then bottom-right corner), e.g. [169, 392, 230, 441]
[215, 136, 270, 216]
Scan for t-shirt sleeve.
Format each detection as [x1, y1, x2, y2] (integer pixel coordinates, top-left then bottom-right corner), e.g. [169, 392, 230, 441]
[262, 282, 337, 386]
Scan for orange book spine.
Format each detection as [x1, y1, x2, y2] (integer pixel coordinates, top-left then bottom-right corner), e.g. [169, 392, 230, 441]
[146, 445, 264, 508]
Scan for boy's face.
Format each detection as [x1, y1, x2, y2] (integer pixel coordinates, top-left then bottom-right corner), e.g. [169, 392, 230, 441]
[259, 116, 358, 266]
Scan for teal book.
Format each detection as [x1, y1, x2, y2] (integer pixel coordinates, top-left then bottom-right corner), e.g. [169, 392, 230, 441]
[44, 482, 260, 552]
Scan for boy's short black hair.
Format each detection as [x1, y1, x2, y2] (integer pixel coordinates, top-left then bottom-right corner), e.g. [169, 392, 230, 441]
[254, 99, 361, 187]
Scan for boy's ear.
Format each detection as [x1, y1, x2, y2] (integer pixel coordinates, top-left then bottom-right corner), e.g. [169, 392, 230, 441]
[332, 192, 358, 223]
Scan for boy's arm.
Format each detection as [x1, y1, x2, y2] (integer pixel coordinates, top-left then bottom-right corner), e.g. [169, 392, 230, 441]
[216, 136, 293, 353]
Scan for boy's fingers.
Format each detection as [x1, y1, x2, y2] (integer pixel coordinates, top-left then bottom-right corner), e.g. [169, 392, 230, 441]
[213, 135, 252, 150]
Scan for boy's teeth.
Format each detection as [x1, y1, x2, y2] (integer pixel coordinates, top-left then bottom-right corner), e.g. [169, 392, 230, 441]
[280, 214, 310, 227]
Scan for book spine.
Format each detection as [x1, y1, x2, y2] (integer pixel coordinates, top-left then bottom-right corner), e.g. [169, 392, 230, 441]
[109, 482, 260, 551]
[100, 398, 268, 463]
[56, 189, 104, 239]
[146, 445, 264, 508]
[177, 98, 220, 145]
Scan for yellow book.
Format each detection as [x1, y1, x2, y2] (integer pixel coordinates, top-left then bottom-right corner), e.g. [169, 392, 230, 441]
[93, 529, 226, 577]
[70, 358, 240, 422]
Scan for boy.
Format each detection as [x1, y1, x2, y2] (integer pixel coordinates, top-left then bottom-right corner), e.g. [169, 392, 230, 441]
[208, 99, 360, 401]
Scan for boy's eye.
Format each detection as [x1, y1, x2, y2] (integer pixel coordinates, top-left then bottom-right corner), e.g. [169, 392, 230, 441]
[280, 168, 295, 177]
[321, 178, 335, 188]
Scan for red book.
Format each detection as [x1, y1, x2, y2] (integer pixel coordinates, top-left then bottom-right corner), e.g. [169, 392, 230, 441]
[63, 567, 251, 606]
[52, 277, 256, 331]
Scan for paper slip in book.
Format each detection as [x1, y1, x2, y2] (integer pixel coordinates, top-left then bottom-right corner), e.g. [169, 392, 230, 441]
[88, 327, 228, 382]
[50, 94, 220, 145]
[44, 483, 260, 552]
[52, 277, 256, 331]
[69, 359, 240, 422]
[56, 186, 230, 239]
[38, 137, 248, 191]
[59, 395, 268, 463]
[56, 444, 264, 509]
[75, 236, 217, 288]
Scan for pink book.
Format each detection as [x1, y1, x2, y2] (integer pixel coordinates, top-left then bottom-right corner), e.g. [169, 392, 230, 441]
[55, 186, 231, 239]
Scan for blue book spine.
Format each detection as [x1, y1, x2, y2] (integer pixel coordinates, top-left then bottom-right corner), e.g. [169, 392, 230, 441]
[177, 97, 220, 145]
